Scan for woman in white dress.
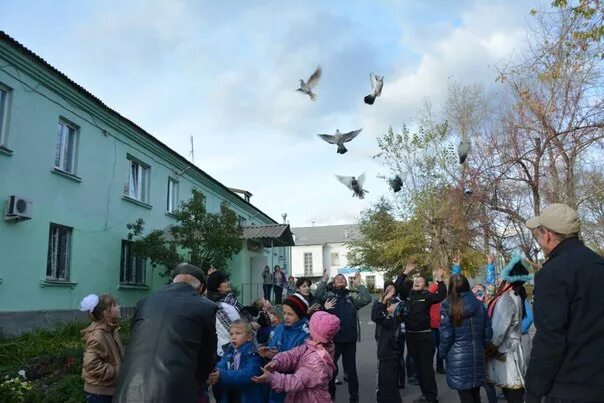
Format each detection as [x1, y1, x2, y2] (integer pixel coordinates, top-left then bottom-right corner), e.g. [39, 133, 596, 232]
[486, 252, 533, 403]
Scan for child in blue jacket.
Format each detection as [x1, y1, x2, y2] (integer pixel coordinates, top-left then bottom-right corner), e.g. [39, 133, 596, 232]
[260, 294, 310, 403]
[207, 319, 265, 403]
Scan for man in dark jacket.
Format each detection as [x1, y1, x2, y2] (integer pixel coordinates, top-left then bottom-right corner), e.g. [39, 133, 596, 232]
[395, 263, 446, 403]
[316, 270, 372, 403]
[113, 263, 217, 403]
[525, 203, 604, 403]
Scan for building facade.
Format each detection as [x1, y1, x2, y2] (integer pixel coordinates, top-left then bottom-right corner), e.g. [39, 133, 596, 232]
[290, 224, 386, 290]
[0, 31, 289, 336]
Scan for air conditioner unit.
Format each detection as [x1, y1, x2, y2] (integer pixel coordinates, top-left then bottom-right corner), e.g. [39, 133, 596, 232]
[5, 195, 33, 221]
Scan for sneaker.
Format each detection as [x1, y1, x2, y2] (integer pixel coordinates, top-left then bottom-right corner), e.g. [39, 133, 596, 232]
[407, 377, 419, 385]
[335, 378, 343, 385]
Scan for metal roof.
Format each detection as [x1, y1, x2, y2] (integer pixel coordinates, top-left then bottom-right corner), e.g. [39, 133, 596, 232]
[0, 30, 276, 224]
[241, 224, 295, 247]
[291, 224, 361, 246]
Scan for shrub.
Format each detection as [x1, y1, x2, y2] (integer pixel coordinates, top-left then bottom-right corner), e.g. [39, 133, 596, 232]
[0, 319, 132, 403]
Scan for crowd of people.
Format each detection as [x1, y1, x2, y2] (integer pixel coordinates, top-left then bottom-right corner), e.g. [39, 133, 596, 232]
[77, 203, 604, 403]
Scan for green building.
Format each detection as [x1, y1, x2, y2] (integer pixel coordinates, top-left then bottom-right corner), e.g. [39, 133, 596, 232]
[0, 31, 293, 337]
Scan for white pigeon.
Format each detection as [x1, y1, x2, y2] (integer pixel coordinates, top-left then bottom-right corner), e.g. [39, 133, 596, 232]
[317, 128, 362, 154]
[458, 141, 471, 164]
[296, 67, 322, 101]
[336, 173, 369, 199]
[364, 73, 384, 105]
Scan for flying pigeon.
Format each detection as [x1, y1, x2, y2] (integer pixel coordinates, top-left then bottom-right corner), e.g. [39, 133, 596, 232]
[458, 141, 471, 164]
[336, 174, 369, 199]
[364, 73, 384, 105]
[317, 128, 362, 154]
[296, 66, 322, 101]
[389, 175, 403, 192]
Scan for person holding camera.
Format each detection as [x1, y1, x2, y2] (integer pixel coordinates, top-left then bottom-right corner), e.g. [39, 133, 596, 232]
[395, 262, 447, 403]
[372, 281, 406, 403]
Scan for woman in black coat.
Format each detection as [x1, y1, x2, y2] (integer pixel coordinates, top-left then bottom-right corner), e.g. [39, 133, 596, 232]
[440, 274, 493, 403]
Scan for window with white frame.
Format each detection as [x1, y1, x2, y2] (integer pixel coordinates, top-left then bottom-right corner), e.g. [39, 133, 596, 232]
[54, 120, 78, 173]
[330, 252, 340, 267]
[46, 223, 72, 281]
[167, 178, 178, 213]
[238, 215, 247, 227]
[126, 156, 149, 202]
[120, 240, 146, 285]
[0, 84, 9, 147]
[303, 252, 313, 276]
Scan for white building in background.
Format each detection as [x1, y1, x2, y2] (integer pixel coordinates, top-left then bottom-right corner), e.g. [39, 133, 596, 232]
[290, 224, 387, 291]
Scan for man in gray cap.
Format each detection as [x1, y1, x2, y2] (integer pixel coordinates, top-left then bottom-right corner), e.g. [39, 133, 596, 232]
[524, 204, 604, 403]
[114, 263, 217, 403]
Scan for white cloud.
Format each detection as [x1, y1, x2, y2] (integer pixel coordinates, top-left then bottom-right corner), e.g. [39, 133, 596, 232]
[0, 0, 540, 226]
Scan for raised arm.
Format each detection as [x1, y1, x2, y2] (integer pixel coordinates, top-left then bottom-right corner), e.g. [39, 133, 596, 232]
[395, 262, 416, 300]
[349, 273, 371, 308]
[451, 255, 461, 275]
[314, 270, 330, 303]
[427, 267, 447, 304]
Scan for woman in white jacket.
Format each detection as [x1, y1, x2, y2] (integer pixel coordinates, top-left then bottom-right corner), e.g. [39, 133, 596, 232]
[486, 253, 533, 403]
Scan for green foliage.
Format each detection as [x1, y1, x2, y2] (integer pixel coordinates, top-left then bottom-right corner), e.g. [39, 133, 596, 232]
[348, 200, 429, 279]
[128, 188, 243, 279]
[550, 0, 604, 56]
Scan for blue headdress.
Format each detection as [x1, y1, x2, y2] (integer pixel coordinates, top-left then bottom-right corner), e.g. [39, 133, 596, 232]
[500, 251, 533, 284]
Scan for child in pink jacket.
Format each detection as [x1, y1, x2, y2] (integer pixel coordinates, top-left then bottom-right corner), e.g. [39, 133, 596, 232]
[252, 311, 340, 403]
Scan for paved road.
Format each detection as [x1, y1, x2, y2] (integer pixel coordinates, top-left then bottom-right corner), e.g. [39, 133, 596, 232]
[333, 299, 490, 403]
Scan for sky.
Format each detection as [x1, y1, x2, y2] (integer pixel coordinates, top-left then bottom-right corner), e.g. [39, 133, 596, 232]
[0, 0, 545, 227]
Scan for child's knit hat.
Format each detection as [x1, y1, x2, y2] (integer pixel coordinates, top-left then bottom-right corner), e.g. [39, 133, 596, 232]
[309, 311, 341, 344]
[283, 294, 309, 319]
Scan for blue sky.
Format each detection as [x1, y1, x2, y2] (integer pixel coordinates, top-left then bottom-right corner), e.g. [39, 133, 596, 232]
[0, 0, 544, 226]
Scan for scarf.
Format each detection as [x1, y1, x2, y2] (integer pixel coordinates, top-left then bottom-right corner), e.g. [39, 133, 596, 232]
[215, 292, 253, 330]
[487, 283, 512, 318]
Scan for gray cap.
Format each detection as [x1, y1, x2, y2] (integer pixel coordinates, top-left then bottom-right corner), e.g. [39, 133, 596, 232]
[173, 262, 206, 284]
[526, 203, 580, 235]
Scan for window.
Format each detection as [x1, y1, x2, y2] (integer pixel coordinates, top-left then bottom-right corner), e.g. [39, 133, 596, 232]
[120, 240, 146, 285]
[167, 178, 178, 213]
[0, 85, 9, 147]
[46, 223, 72, 281]
[238, 215, 247, 227]
[54, 120, 78, 173]
[330, 252, 340, 266]
[126, 156, 149, 202]
[303, 252, 313, 276]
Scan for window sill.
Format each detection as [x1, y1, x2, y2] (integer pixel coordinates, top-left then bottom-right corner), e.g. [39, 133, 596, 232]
[0, 146, 13, 156]
[122, 195, 152, 209]
[51, 168, 82, 182]
[165, 211, 177, 219]
[40, 280, 78, 288]
[118, 284, 149, 290]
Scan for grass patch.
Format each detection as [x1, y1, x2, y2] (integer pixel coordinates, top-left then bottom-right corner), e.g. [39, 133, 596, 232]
[0, 319, 131, 402]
